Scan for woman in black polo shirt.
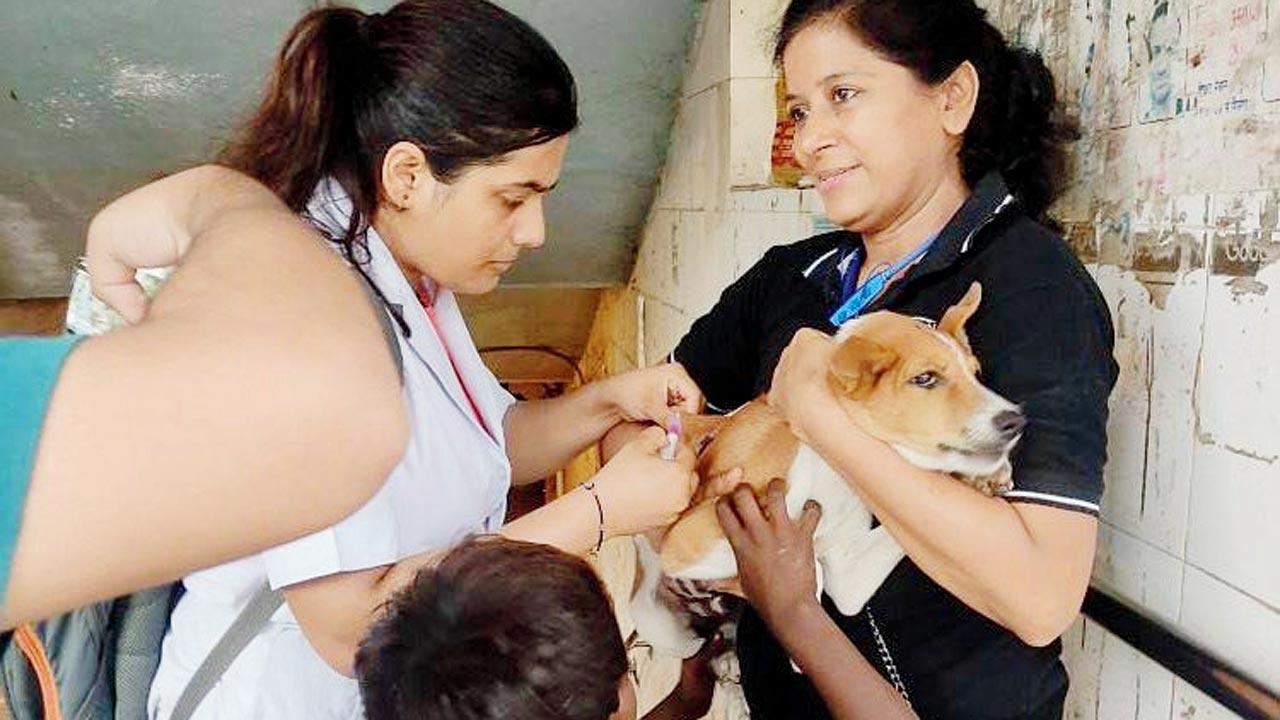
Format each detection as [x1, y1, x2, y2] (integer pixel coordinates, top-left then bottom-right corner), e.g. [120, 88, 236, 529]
[671, 0, 1117, 717]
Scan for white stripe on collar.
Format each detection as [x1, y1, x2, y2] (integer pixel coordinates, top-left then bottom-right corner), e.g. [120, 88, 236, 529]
[802, 247, 841, 278]
[959, 193, 1016, 254]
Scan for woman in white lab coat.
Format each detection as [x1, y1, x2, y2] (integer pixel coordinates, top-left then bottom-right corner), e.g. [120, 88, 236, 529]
[133, 2, 705, 718]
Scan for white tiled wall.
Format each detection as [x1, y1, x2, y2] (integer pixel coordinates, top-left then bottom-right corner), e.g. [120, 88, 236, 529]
[632, 0, 813, 358]
[600, 0, 1280, 717]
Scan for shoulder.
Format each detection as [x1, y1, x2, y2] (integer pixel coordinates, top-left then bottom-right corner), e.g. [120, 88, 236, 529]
[973, 214, 1110, 325]
[956, 213, 1117, 386]
[983, 216, 1093, 287]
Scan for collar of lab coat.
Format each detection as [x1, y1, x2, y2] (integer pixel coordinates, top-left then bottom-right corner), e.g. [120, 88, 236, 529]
[304, 179, 508, 451]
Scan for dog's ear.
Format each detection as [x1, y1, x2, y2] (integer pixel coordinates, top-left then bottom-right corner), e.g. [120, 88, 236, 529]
[828, 334, 897, 400]
[939, 282, 982, 352]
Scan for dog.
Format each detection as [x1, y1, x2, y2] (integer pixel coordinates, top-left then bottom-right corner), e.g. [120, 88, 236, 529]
[630, 283, 1026, 658]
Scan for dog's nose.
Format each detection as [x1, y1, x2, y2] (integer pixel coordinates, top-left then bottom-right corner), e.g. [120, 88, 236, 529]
[994, 410, 1026, 439]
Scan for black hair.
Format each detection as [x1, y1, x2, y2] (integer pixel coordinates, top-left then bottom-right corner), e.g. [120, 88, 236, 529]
[776, 0, 1078, 224]
[355, 537, 628, 720]
[221, 0, 578, 261]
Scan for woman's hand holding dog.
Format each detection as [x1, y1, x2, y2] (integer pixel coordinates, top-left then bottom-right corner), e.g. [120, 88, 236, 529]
[716, 479, 823, 629]
[768, 329, 840, 443]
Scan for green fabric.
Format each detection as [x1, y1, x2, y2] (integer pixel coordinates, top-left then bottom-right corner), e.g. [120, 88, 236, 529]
[0, 335, 83, 607]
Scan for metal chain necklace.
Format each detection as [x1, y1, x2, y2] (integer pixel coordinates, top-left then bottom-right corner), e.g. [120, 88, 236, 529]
[866, 608, 913, 708]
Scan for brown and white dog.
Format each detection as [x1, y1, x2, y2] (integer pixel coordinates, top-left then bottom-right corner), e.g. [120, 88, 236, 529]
[631, 283, 1026, 658]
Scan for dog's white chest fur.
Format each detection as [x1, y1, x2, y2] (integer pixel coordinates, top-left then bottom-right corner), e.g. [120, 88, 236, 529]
[795, 444, 906, 616]
[630, 443, 904, 659]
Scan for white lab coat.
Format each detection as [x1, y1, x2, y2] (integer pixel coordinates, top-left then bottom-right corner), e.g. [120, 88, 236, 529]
[148, 180, 516, 720]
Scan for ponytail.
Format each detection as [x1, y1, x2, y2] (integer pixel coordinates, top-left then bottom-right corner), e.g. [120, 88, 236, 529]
[219, 0, 578, 261]
[220, 7, 369, 214]
[960, 26, 1078, 227]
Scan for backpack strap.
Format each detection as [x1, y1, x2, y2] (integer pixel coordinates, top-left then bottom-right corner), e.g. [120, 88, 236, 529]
[169, 584, 283, 720]
[11, 625, 62, 720]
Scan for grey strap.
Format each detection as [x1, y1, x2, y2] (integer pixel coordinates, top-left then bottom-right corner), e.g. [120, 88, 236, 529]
[351, 266, 405, 382]
[170, 585, 284, 720]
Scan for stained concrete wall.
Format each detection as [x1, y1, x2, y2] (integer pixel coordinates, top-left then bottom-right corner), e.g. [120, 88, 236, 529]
[0, 0, 697, 297]
[578, 0, 1280, 718]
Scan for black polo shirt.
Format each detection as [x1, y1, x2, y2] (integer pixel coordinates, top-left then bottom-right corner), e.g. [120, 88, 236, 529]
[671, 173, 1117, 719]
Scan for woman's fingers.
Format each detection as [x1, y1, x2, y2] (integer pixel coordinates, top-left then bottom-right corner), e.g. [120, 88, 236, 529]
[88, 275, 150, 324]
[665, 365, 704, 414]
[635, 425, 669, 453]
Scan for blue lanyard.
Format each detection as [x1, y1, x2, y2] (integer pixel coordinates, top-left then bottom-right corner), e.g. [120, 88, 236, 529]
[829, 235, 937, 326]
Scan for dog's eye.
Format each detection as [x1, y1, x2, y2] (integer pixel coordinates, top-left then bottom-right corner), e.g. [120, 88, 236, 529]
[909, 371, 940, 389]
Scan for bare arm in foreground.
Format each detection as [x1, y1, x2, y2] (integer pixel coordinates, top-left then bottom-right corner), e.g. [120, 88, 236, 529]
[2, 166, 409, 628]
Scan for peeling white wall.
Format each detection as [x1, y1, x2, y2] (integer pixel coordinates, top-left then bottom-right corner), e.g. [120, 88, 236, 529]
[980, 0, 1280, 717]
[603, 0, 1280, 718]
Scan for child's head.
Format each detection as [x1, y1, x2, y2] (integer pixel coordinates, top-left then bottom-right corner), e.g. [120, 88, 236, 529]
[356, 537, 629, 720]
